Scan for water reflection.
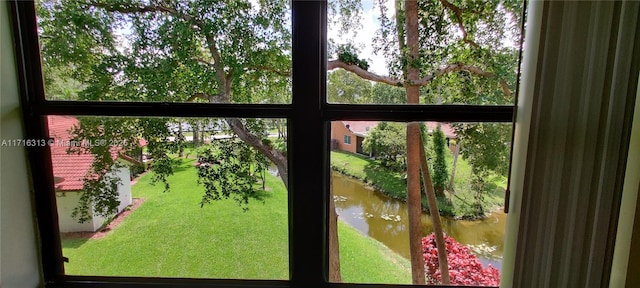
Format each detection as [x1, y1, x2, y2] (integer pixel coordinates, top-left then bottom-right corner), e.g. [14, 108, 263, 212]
[332, 172, 506, 269]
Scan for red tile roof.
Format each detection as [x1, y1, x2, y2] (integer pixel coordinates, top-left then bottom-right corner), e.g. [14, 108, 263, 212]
[339, 121, 456, 138]
[47, 116, 136, 191]
[341, 121, 380, 136]
[425, 122, 456, 139]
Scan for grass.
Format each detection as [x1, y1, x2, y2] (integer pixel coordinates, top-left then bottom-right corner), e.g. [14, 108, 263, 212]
[330, 149, 507, 218]
[331, 151, 406, 200]
[338, 221, 411, 284]
[62, 157, 410, 282]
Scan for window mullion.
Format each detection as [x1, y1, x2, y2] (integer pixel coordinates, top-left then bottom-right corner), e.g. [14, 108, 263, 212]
[289, 0, 328, 285]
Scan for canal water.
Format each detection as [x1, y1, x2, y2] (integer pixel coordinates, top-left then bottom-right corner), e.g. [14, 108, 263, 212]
[332, 172, 506, 270]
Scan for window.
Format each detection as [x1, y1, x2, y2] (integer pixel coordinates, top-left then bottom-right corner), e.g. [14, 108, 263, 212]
[10, 0, 522, 287]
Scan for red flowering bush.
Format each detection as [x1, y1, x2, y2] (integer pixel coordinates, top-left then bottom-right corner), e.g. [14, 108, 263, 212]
[422, 233, 500, 286]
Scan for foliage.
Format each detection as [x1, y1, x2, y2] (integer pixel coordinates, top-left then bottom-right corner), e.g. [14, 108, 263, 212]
[451, 123, 511, 215]
[67, 117, 173, 222]
[37, 0, 291, 216]
[432, 124, 449, 196]
[470, 170, 489, 215]
[422, 233, 500, 286]
[327, 69, 372, 103]
[195, 139, 269, 210]
[362, 122, 406, 171]
[369, 82, 406, 104]
[454, 123, 510, 177]
[370, 0, 523, 94]
[72, 173, 121, 223]
[336, 44, 370, 71]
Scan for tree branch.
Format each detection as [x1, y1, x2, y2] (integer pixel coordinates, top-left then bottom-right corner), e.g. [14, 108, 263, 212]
[203, 34, 230, 101]
[86, 1, 173, 14]
[225, 118, 288, 188]
[414, 64, 511, 96]
[249, 65, 291, 77]
[328, 60, 511, 97]
[439, 0, 480, 48]
[195, 58, 214, 66]
[185, 93, 211, 102]
[414, 64, 512, 97]
[328, 60, 404, 86]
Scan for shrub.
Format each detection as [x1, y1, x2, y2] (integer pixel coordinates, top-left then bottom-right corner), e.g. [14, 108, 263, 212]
[422, 233, 500, 286]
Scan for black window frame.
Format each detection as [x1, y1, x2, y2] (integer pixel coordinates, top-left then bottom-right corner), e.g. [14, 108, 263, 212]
[9, 0, 514, 287]
[344, 135, 351, 145]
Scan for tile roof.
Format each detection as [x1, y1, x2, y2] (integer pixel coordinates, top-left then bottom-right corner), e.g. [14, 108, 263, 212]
[341, 121, 380, 136]
[339, 121, 456, 138]
[48, 116, 135, 191]
[425, 122, 457, 139]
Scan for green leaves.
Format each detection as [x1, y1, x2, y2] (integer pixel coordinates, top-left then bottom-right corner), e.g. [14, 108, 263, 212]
[362, 122, 406, 172]
[196, 139, 269, 210]
[328, 70, 372, 103]
[337, 44, 370, 71]
[431, 124, 448, 196]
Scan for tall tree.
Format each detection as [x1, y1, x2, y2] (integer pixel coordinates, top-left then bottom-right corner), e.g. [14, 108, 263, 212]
[369, 82, 406, 104]
[37, 0, 349, 280]
[327, 69, 373, 103]
[448, 141, 461, 191]
[454, 122, 511, 215]
[432, 124, 448, 197]
[362, 122, 406, 171]
[328, 0, 521, 283]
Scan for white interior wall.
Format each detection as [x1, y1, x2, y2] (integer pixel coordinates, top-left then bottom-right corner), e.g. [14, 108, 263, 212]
[0, 1, 43, 287]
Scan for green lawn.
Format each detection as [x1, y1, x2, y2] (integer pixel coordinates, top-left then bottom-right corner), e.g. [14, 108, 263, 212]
[62, 157, 410, 283]
[338, 221, 411, 284]
[330, 150, 507, 218]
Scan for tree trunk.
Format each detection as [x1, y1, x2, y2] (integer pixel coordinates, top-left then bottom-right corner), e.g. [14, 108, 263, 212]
[406, 123, 425, 284]
[178, 120, 184, 158]
[329, 176, 342, 282]
[200, 125, 206, 144]
[193, 126, 200, 147]
[419, 135, 450, 284]
[274, 119, 282, 139]
[404, 1, 426, 284]
[448, 142, 461, 192]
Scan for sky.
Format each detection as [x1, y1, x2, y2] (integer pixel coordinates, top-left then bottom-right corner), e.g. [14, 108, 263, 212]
[327, 0, 392, 75]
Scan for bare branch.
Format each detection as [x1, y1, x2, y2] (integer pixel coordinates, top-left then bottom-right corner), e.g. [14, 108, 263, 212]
[439, 0, 480, 48]
[328, 60, 404, 86]
[328, 60, 511, 97]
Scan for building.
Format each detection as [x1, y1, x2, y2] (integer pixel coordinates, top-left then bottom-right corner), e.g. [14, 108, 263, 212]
[330, 121, 379, 155]
[48, 116, 135, 232]
[330, 121, 457, 156]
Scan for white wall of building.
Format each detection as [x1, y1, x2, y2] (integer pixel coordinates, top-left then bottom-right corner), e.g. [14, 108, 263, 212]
[56, 165, 132, 232]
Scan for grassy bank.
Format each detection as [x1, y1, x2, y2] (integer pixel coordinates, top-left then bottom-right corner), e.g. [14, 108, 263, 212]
[62, 157, 409, 282]
[330, 150, 506, 219]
